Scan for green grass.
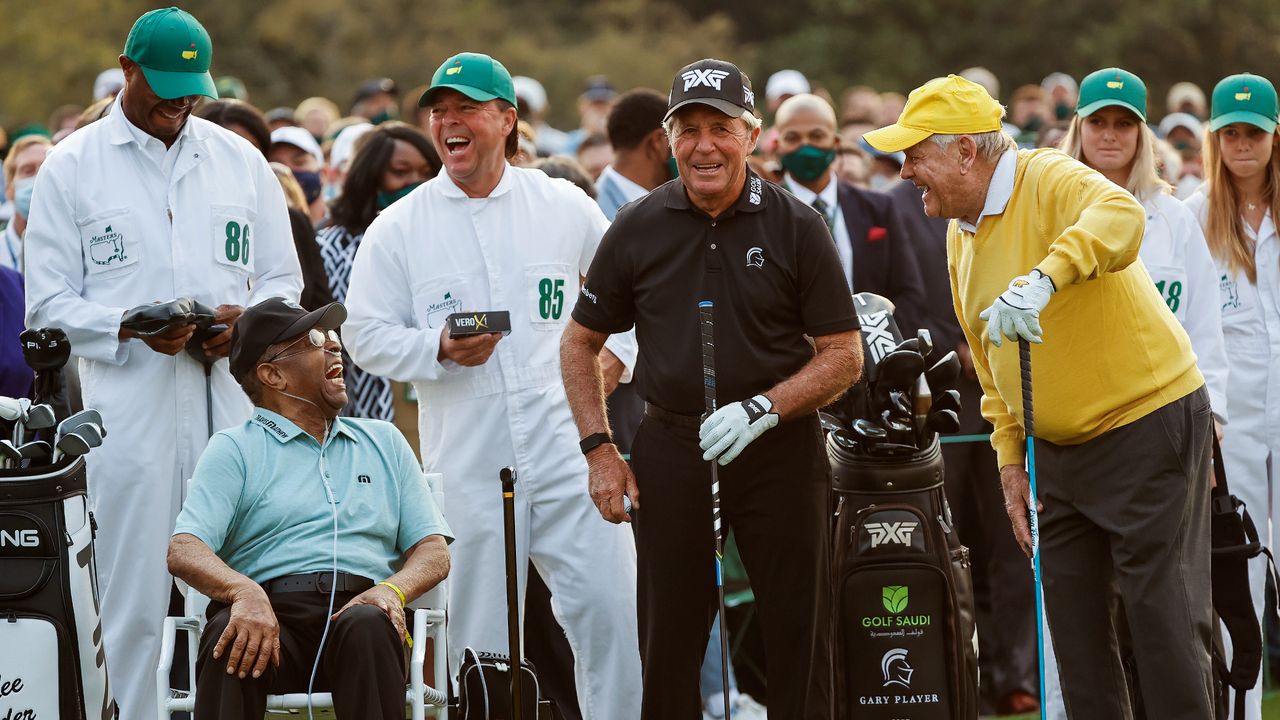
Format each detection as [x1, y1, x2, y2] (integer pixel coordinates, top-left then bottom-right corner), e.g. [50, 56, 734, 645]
[1001, 691, 1280, 719]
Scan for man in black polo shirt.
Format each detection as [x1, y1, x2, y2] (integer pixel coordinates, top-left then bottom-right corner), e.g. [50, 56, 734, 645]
[560, 58, 863, 720]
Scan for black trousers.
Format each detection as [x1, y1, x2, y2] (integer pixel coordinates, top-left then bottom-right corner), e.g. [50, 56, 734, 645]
[632, 413, 832, 720]
[195, 591, 407, 720]
[1039, 386, 1214, 720]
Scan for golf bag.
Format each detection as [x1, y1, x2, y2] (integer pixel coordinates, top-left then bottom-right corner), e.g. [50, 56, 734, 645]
[0, 457, 116, 720]
[830, 437, 979, 719]
[828, 291, 978, 719]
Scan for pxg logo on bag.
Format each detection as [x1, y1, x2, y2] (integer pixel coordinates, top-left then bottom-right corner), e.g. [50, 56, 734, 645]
[447, 311, 512, 338]
[859, 510, 926, 554]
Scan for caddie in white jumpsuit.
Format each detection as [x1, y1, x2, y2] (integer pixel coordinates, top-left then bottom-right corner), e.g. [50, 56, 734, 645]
[1183, 72, 1280, 720]
[22, 9, 301, 719]
[344, 52, 642, 718]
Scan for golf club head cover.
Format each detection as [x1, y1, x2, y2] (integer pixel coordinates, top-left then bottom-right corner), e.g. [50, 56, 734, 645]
[1209, 435, 1263, 692]
[20, 328, 71, 371]
[120, 297, 199, 336]
[21, 328, 73, 422]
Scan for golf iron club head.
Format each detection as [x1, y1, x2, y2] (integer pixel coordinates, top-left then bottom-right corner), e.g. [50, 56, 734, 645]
[916, 329, 934, 360]
[877, 350, 927, 391]
[818, 411, 843, 436]
[18, 441, 52, 463]
[59, 409, 107, 439]
[925, 409, 961, 435]
[0, 440, 21, 468]
[23, 404, 56, 431]
[924, 351, 961, 394]
[54, 423, 104, 462]
[930, 389, 961, 416]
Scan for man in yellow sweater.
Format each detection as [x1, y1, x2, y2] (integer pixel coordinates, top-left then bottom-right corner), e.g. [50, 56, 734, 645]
[866, 75, 1213, 719]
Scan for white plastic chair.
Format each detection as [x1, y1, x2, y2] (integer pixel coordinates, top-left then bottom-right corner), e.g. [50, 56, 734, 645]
[156, 473, 450, 719]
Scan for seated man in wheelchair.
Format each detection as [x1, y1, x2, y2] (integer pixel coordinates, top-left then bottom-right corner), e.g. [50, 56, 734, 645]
[167, 298, 453, 720]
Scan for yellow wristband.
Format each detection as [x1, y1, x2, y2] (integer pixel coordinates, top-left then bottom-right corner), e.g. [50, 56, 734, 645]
[378, 581, 406, 607]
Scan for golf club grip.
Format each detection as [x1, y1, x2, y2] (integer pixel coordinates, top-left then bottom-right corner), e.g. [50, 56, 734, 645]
[700, 302, 716, 414]
[1019, 340, 1033, 437]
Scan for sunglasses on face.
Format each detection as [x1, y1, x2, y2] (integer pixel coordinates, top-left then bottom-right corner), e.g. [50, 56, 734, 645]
[265, 328, 341, 364]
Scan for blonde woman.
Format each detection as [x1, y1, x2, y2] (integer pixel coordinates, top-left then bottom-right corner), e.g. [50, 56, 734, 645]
[1062, 68, 1228, 424]
[1184, 72, 1280, 720]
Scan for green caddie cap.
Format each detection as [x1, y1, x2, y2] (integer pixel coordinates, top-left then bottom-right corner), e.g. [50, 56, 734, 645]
[1076, 68, 1147, 121]
[1210, 73, 1279, 133]
[123, 7, 217, 100]
[419, 52, 517, 108]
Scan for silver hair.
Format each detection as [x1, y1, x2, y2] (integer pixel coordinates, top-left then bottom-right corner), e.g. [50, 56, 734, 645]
[930, 131, 1016, 162]
[663, 108, 761, 136]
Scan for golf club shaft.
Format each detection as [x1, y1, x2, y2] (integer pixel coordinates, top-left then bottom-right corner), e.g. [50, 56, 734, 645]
[1019, 339, 1046, 720]
[204, 362, 214, 442]
[699, 301, 732, 720]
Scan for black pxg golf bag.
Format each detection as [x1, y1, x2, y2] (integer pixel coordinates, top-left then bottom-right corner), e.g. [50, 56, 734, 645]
[826, 293, 979, 719]
[1, 328, 116, 719]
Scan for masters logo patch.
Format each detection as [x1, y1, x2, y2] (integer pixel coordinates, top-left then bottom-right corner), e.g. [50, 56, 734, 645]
[89, 224, 128, 266]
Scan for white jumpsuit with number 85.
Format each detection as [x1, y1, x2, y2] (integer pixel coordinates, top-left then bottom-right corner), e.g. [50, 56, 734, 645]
[344, 165, 641, 719]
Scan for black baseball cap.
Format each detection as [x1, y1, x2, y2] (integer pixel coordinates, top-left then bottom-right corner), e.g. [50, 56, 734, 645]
[664, 59, 757, 123]
[229, 298, 346, 382]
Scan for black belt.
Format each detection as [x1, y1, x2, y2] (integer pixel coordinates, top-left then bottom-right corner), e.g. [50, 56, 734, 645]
[644, 403, 702, 429]
[262, 571, 374, 595]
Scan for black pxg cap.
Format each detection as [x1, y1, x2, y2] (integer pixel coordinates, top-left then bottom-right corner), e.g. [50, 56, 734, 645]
[664, 58, 757, 123]
[229, 298, 346, 382]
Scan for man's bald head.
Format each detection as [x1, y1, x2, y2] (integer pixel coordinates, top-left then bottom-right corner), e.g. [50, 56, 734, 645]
[775, 93, 838, 131]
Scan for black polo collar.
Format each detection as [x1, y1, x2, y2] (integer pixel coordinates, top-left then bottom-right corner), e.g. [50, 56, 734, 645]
[664, 167, 770, 218]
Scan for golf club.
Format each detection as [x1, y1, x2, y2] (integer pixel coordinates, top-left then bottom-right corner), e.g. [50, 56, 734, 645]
[18, 440, 52, 464]
[699, 300, 732, 720]
[54, 423, 104, 463]
[0, 440, 21, 469]
[872, 350, 926, 418]
[1019, 339, 1047, 720]
[924, 351, 961, 394]
[186, 320, 228, 443]
[880, 410, 915, 447]
[818, 411, 843, 436]
[58, 409, 107, 439]
[924, 409, 961, 435]
[852, 418, 887, 454]
[20, 327, 72, 421]
[930, 389, 961, 416]
[916, 328, 934, 359]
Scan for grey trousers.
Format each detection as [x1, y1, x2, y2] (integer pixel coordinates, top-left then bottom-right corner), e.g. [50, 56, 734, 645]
[1037, 386, 1214, 720]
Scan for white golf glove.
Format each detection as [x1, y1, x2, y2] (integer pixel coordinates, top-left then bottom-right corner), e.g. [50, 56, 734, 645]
[699, 394, 779, 466]
[979, 269, 1056, 346]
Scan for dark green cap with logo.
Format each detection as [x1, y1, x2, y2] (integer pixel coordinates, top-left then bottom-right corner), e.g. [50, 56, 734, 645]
[419, 52, 517, 108]
[1210, 73, 1278, 133]
[1076, 67, 1147, 121]
[123, 7, 217, 100]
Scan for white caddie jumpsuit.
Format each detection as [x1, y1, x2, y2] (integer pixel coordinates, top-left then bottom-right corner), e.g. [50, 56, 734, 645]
[1042, 188, 1231, 719]
[1185, 190, 1280, 720]
[23, 103, 302, 720]
[344, 165, 642, 719]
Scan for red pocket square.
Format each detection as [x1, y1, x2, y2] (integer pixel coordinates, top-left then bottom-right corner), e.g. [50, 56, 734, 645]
[867, 226, 888, 242]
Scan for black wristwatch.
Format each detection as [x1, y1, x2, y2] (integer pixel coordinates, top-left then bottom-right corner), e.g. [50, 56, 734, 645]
[579, 432, 614, 456]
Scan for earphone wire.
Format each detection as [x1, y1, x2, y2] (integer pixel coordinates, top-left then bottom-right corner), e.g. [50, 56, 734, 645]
[307, 418, 336, 720]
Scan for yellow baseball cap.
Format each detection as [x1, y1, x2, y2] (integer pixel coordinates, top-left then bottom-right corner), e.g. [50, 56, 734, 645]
[863, 75, 1004, 153]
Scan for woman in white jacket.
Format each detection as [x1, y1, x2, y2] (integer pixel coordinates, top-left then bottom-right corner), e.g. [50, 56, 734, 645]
[1062, 68, 1229, 422]
[1183, 72, 1280, 720]
[1045, 67, 1231, 720]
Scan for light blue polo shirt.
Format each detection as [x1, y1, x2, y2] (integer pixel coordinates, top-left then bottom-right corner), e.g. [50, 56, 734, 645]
[173, 408, 453, 585]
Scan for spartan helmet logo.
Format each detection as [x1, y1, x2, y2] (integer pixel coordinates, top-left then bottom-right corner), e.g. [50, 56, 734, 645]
[881, 648, 914, 688]
[746, 247, 765, 269]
